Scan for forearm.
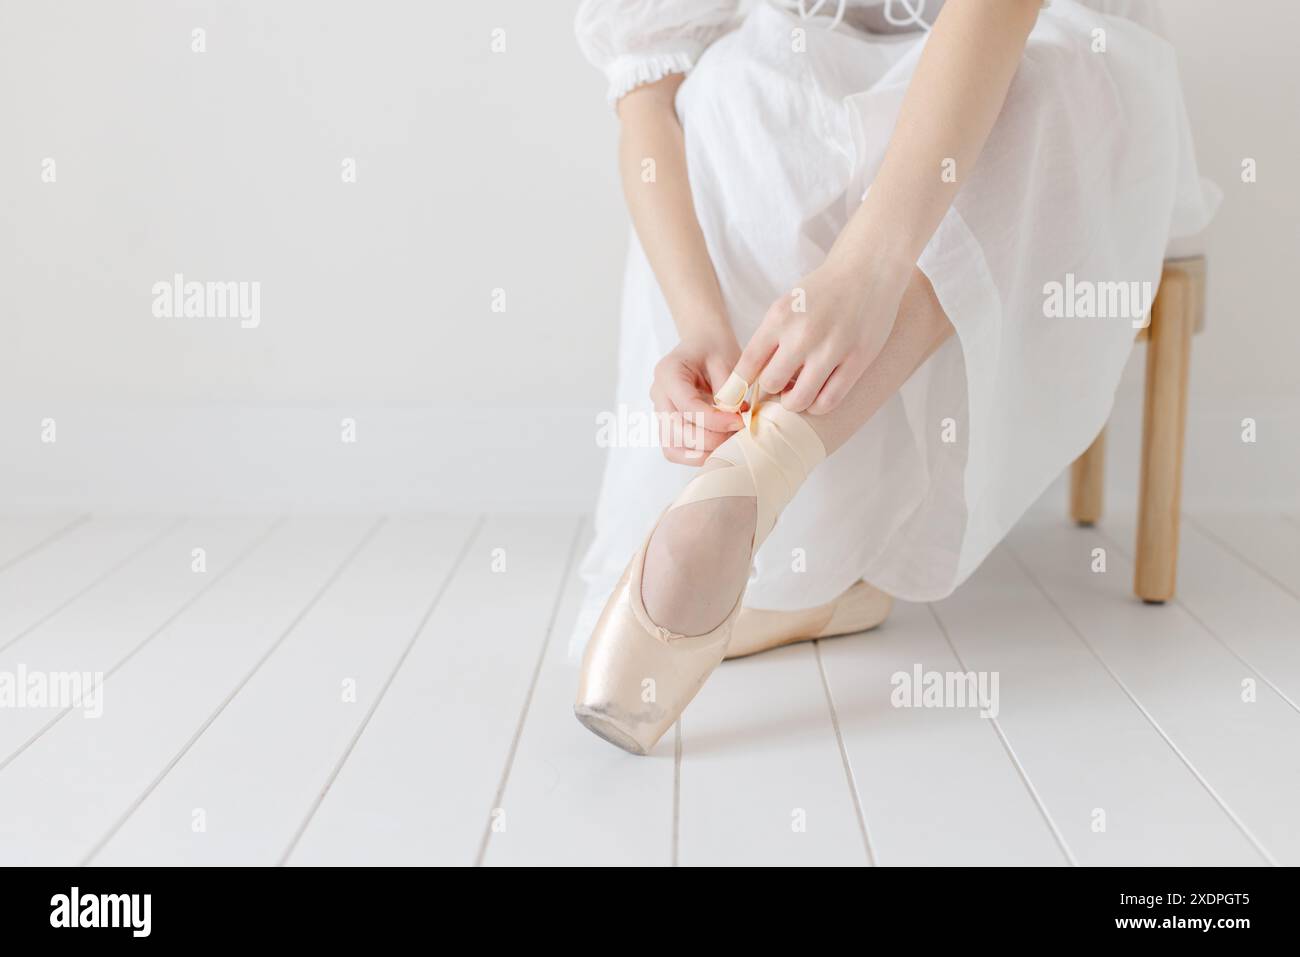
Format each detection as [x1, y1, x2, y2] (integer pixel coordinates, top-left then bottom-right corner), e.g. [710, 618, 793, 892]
[616, 76, 730, 344]
[830, 0, 1042, 277]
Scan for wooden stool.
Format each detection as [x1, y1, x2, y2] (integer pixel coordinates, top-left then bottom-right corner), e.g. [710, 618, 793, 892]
[1068, 256, 1206, 603]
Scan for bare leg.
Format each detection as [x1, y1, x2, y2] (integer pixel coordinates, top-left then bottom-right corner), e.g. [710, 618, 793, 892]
[641, 268, 953, 636]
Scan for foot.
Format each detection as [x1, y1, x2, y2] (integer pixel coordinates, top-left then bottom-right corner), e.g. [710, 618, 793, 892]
[640, 459, 757, 637]
[726, 580, 892, 659]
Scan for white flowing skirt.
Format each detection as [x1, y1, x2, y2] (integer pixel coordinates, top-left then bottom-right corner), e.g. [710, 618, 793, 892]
[571, 0, 1218, 656]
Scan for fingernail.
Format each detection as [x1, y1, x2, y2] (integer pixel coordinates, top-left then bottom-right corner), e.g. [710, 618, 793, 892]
[713, 373, 748, 412]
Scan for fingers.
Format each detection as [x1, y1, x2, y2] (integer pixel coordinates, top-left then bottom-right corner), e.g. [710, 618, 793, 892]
[735, 301, 806, 398]
[652, 368, 742, 466]
[653, 395, 712, 465]
[675, 391, 744, 433]
[755, 341, 801, 397]
[650, 381, 697, 462]
[684, 419, 732, 456]
[780, 355, 836, 413]
[674, 399, 740, 461]
[704, 356, 736, 398]
[661, 418, 731, 464]
[663, 366, 743, 432]
[720, 324, 779, 409]
[807, 353, 870, 415]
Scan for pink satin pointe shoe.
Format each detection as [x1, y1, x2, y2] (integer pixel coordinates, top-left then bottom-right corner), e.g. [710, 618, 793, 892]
[575, 393, 827, 755]
[725, 580, 893, 660]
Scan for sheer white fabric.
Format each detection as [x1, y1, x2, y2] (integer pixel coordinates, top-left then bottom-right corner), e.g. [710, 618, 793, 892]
[575, 0, 744, 104]
[570, 0, 1218, 657]
[575, 0, 1054, 104]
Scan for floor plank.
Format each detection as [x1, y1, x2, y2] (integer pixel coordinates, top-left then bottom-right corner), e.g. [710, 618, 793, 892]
[0, 517, 375, 866]
[1185, 511, 1300, 600]
[0, 516, 178, 649]
[0, 514, 86, 571]
[0, 516, 275, 767]
[1103, 512, 1300, 715]
[819, 596, 1066, 866]
[677, 640, 866, 867]
[1008, 515, 1298, 865]
[932, 546, 1262, 865]
[92, 515, 478, 866]
[285, 515, 581, 866]
[0, 508, 1291, 867]
[482, 526, 677, 867]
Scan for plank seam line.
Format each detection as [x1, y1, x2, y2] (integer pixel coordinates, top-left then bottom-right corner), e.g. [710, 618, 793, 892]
[813, 639, 876, 866]
[276, 515, 474, 866]
[1004, 541, 1279, 867]
[474, 516, 586, 868]
[1094, 523, 1300, 718]
[0, 515, 187, 656]
[0, 514, 90, 577]
[79, 515, 376, 866]
[926, 601, 1078, 867]
[0, 515, 282, 777]
[1181, 513, 1300, 602]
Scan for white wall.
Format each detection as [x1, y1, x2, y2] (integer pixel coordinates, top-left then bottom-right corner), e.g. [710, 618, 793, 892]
[1149, 0, 1300, 398]
[1, 0, 1295, 511]
[1102, 0, 1300, 513]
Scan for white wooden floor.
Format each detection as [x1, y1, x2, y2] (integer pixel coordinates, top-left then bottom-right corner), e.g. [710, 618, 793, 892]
[0, 506, 1296, 867]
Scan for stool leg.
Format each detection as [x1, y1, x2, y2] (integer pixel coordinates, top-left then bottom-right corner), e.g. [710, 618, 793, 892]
[1135, 265, 1197, 603]
[1070, 428, 1106, 526]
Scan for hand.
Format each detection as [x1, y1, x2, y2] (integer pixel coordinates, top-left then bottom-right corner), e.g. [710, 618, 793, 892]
[729, 251, 911, 415]
[650, 331, 745, 465]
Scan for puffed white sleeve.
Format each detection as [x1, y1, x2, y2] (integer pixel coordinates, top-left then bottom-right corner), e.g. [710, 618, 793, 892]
[575, 0, 744, 106]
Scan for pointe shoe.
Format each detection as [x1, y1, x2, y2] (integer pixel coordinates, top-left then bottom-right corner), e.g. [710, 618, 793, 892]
[725, 581, 892, 660]
[575, 393, 826, 755]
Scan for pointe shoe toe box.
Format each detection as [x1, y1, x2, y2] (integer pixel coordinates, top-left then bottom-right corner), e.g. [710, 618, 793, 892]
[574, 571, 731, 755]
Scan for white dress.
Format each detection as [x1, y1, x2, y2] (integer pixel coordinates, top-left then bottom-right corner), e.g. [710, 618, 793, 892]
[570, 0, 1219, 656]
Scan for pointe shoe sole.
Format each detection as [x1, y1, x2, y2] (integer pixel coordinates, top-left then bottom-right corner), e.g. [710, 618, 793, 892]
[724, 581, 892, 660]
[573, 705, 650, 756]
